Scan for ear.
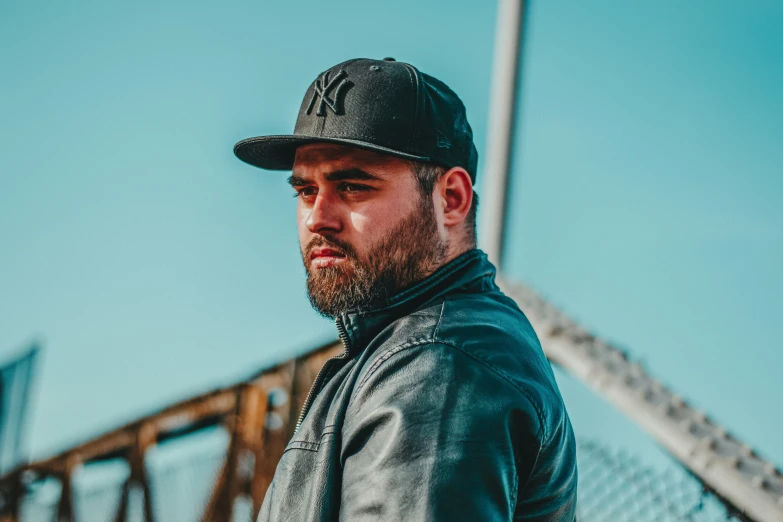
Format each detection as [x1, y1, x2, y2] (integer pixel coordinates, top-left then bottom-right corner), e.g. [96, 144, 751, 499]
[436, 166, 473, 228]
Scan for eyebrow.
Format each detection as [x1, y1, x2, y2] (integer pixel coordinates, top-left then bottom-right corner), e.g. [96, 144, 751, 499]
[287, 168, 384, 186]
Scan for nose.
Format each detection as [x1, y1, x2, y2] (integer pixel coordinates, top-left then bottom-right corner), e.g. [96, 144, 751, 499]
[305, 192, 342, 234]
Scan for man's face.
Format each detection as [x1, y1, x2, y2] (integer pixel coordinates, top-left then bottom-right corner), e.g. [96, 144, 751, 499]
[289, 143, 447, 318]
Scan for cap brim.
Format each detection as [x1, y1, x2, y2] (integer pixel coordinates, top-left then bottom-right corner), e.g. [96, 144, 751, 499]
[233, 135, 430, 171]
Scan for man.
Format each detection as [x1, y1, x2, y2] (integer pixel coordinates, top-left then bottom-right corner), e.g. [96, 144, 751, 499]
[234, 57, 577, 521]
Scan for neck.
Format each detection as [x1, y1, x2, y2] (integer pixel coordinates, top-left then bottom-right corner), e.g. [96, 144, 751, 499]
[405, 241, 473, 296]
[443, 239, 474, 269]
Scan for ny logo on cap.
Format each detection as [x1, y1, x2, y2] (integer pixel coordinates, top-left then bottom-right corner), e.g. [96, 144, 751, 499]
[306, 70, 350, 116]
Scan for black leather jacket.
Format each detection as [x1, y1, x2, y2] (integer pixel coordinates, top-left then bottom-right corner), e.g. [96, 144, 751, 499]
[258, 249, 577, 521]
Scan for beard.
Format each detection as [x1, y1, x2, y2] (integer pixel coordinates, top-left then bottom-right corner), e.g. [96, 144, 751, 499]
[301, 195, 448, 319]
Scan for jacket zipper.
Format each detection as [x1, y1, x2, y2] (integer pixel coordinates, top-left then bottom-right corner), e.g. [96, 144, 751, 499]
[293, 316, 352, 434]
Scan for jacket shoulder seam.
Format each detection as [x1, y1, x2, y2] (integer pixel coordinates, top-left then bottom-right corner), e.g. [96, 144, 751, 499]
[350, 339, 437, 407]
[436, 340, 548, 443]
[350, 339, 547, 443]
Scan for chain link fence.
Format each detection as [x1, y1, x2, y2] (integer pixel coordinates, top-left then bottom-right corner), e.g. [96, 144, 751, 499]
[15, 435, 748, 522]
[576, 440, 746, 522]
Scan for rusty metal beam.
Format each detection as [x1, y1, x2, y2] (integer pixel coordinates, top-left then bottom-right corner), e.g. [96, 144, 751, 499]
[0, 340, 343, 522]
[201, 384, 268, 522]
[20, 388, 236, 478]
[55, 455, 80, 522]
[0, 341, 339, 487]
[0, 469, 22, 522]
[114, 423, 156, 522]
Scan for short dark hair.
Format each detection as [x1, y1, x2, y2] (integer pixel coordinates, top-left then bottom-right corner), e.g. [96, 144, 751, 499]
[409, 162, 479, 246]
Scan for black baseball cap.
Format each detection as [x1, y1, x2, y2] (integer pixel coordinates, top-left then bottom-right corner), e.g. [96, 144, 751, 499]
[233, 57, 479, 184]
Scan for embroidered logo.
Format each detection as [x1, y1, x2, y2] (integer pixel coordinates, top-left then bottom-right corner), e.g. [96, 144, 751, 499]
[306, 70, 350, 116]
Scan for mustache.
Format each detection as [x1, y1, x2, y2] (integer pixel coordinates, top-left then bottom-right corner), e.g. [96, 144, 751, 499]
[303, 235, 358, 261]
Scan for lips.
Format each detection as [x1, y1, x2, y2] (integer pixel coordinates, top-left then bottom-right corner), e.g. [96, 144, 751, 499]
[310, 247, 344, 259]
[309, 246, 346, 268]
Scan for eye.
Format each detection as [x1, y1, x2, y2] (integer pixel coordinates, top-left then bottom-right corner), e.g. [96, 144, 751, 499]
[293, 186, 317, 198]
[340, 183, 371, 193]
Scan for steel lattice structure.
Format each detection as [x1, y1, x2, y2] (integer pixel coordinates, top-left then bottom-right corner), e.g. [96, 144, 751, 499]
[499, 278, 783, 521]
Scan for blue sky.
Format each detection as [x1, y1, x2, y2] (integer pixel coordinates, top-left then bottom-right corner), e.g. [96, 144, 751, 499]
[1, 0, 781, 469]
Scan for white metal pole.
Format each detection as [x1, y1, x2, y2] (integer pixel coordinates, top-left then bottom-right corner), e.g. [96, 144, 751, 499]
[479, 0, 526, 269]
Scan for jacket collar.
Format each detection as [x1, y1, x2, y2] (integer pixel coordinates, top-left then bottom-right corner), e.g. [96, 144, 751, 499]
[336, 249, 497, 355]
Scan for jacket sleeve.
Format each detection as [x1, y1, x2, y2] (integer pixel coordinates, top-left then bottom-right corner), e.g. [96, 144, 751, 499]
[338, 341, 543, 521]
